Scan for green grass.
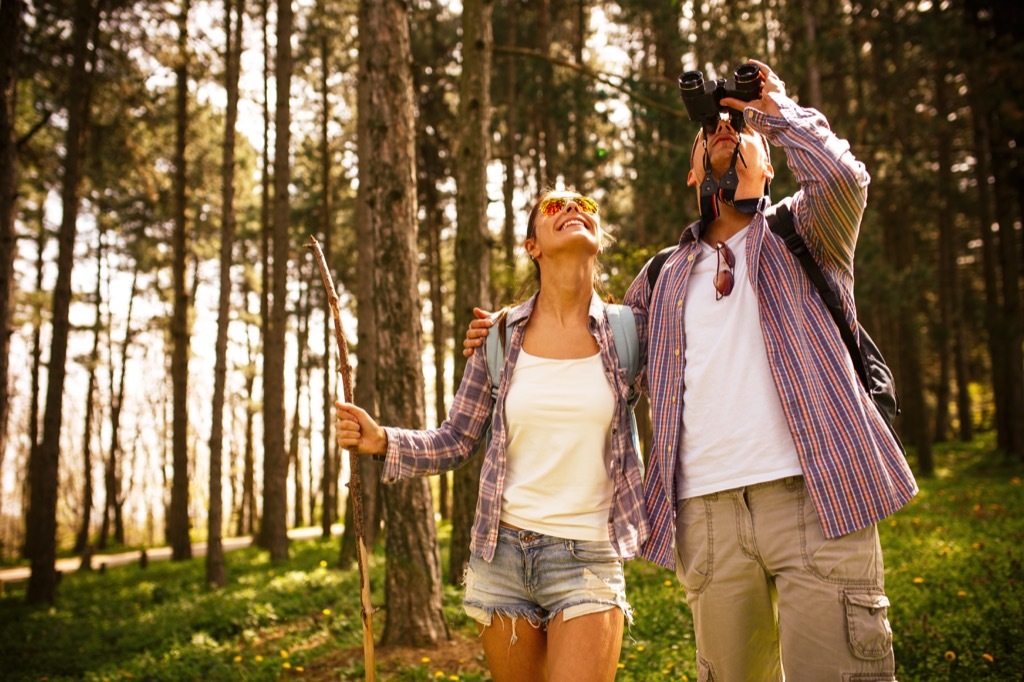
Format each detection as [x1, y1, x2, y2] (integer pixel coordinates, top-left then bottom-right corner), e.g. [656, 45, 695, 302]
[1, 440, 1021, 680]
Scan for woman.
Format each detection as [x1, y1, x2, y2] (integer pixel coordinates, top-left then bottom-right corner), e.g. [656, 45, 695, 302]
[336, 189, 648, 682]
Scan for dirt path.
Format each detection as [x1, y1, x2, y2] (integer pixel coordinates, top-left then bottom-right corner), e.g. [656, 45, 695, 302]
[0, 525, 341, 585]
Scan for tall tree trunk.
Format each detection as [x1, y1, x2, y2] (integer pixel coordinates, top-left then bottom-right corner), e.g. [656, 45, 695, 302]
[240, 315, 258, 536]
[24, 220, 46, 558]
[260, 0, 293, 561]
[318, 18, 335, 539]
[449, 0, 493, 587]
[74, 229, 105, 555]
[208, 0, 243, 589]
[989, 113, 1024, 459]
[101, 269, 136, 549]
[251, 0, 271, 539]
[933, 63, 954, 443]
[341, 1, 381, 566]
[0, 0, 22, 478]
[969, 85, 1006, 450]
[499, 0, 517, 304]
[359, 0, 447, 645]
[289, 275, 309, 529]
[535, 0, 552, 186]
[27, 0, 97, 604]
[168, 0, 193, 561]
[801, 0, 823, 111]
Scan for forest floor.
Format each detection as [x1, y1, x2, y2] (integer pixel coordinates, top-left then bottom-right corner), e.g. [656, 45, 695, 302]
[1, 438, 1022, 680]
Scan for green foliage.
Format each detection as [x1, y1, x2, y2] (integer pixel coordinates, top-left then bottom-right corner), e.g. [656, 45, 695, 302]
[2, 445, 1020, 680]
[0, 540, 369, 681]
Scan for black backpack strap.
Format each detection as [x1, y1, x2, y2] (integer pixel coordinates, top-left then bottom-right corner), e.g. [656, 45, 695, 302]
[646, 245, 678, 291]
[765, 199, 870, 392]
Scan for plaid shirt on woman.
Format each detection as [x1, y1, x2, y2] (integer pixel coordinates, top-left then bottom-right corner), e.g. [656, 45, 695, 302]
[381, 292, 650, 563]
[625, 95, 918, 569]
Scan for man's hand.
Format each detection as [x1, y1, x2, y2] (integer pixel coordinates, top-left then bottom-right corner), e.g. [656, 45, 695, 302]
[720, 59, 785, 119]
[336, 401, 388, 455]
[462, 307, 493, 358]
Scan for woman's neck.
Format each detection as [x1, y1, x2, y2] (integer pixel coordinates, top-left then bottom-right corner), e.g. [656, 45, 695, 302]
[535, 260, 595, 325]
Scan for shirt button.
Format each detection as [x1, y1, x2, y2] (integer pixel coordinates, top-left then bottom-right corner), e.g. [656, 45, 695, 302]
[687, 253, 694, 262]
[676, 299, 682, 307]
[674, 348, 680, 357]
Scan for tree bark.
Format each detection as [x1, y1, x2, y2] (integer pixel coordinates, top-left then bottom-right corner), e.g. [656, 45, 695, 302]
[0, 0, 22, 479]
[167, 0, 194, 561]
[360, 0, 447, 645]
[289, 276, 309, 528]
[101, 269, 136, 549]
[27, 0, 97, 604]
[74, 229, 105, 555]
[318, 16, 336, 539]
[208, 0, 244, 589]
[449, 0, 493, 586]
[259, 0, 294, 562]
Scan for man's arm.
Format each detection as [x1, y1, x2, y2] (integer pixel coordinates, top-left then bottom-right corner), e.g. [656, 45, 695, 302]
[726, 60, 869, 276]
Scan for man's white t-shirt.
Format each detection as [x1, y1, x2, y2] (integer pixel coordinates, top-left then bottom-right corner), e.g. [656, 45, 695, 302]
[676, 227, 803, 500]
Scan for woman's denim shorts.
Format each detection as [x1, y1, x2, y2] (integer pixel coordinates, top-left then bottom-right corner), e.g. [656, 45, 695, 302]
[462, 525, 632, 631]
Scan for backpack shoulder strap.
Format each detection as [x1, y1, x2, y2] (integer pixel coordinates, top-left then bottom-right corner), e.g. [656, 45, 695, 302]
[603, 303, 640, 387]
[646, 245, 678, 292]
[765, 199, 869, 391]
[484, 308, 512, 399]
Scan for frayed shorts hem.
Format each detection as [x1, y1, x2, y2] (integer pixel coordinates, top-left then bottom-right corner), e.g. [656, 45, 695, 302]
[463, 599, 632, 630]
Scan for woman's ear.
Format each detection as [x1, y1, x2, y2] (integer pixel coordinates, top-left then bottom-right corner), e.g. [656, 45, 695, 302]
[525, 238, 539, 260]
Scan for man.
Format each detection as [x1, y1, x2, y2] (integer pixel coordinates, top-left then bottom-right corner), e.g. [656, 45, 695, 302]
[466, 60, 917, 680]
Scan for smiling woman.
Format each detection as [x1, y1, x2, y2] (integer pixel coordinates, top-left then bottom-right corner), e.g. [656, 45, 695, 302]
[334, 188, 649, 682]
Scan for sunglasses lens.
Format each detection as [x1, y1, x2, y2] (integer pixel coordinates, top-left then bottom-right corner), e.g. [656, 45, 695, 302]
[714, 271, 735, 298]
[576, 196, 599, 215]
[720, 245, 735, 268]
[540, 198, 566, 215]
[714, 242, 736, 300]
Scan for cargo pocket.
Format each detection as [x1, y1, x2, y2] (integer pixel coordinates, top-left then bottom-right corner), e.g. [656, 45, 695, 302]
[844, 591, 893, 660]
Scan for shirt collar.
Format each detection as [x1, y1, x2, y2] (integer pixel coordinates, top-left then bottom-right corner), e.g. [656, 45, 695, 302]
[506, 290, 604, 326]
[682, 195, 772, 244]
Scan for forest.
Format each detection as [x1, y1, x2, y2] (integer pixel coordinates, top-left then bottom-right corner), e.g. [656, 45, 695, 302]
[0, 0, 1022, 662]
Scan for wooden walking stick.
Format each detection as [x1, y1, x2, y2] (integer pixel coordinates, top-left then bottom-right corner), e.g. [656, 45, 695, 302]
[308, 235, 376, 682]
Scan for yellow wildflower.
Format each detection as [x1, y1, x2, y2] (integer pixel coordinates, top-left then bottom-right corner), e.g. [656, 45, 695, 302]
[320, 560, 328, 567]
[982, 653, 994, 663]
[912, 576, 925, 584]
[322, 608, 332, 616]
[944, 651, 956, 661]
[282, 662, 291, 670]
[280, 650, 289, 658]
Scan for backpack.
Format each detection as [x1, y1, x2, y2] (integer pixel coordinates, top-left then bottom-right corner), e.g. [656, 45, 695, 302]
[483, 304, 645, 466]
[645, 198, 903, 450]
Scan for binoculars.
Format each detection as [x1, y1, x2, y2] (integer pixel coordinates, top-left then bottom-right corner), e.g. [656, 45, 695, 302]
[678, 64, 763, 130]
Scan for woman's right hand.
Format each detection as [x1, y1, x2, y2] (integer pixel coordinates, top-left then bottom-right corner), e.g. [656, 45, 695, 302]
[335, 401, 388, 455]
[461, 307, 494, 358]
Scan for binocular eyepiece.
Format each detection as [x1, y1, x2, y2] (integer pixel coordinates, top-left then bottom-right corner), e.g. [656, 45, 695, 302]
[679, 64, 762, 130]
